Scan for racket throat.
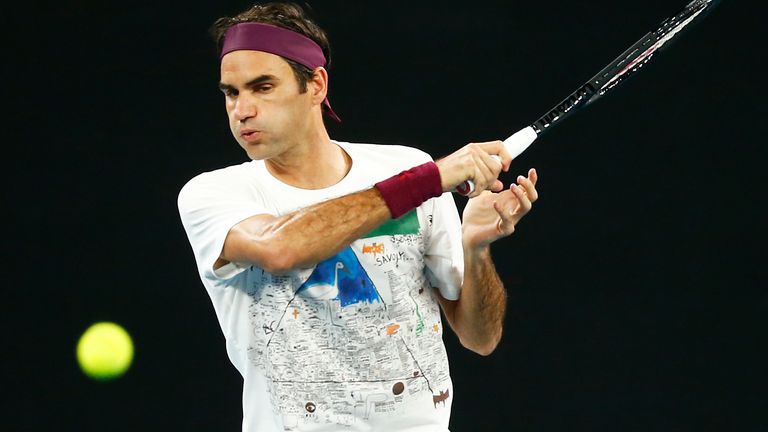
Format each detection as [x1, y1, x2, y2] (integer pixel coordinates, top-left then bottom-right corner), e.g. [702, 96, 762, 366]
[534, 82, 598, 133]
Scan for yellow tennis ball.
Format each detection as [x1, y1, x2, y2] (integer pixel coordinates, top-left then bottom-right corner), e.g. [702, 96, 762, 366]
[76, 322, 134, 381]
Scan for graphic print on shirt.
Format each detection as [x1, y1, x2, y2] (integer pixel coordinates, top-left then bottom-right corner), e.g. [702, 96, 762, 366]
[297, 247, 381, 315]
[245, 210, 453, 429]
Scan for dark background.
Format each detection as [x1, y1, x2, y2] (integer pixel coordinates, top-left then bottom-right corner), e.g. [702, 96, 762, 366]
[5, 1, 765, 431]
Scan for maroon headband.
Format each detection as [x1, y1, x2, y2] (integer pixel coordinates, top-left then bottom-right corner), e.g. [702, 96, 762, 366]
[221, 22, 341, 122]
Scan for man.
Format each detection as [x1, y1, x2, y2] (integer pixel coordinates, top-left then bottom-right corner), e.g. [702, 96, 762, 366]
[178, 2, 539, 431]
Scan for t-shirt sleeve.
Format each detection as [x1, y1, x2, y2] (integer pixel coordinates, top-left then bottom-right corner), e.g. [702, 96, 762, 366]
[424, 192, 465, 300]
[177, 171, 269, 281]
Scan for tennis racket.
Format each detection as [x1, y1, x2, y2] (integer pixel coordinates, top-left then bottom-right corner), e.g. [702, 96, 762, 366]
[457, 0, 720, 195]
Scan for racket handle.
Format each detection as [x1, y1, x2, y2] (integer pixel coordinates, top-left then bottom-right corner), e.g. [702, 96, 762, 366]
[456, 126, 538, 195]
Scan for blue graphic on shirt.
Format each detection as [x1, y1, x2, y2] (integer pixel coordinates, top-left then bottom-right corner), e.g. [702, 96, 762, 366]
[298, 247, 380, 307]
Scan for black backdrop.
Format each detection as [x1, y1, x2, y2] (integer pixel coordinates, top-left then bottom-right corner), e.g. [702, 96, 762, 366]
[5, 1, 765, 431]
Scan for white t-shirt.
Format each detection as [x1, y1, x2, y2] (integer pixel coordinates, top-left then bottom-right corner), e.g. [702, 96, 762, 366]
[178, 141, 464, 432]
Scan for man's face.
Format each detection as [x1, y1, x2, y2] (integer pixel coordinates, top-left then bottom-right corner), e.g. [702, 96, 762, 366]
[219, 50, 313, 160]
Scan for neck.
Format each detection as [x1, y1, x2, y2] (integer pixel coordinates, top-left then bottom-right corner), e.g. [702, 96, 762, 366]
[265, 117, 350, 190]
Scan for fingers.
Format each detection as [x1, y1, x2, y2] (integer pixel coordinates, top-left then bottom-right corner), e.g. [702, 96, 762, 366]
[492, 200, 516, 235]
[476, 140, 512, 172]
[474, 149, 504, 190]
[510, 183, 533, 213]
[498, 146, 513, 172]
[462, 142, 505, 197]
[516, 170, 538, 203]
[442, 140, 514, 196]
[475, 168, 539, 241]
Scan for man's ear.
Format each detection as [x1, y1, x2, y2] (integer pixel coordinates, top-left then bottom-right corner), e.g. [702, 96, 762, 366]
[309, 66, 329, 106]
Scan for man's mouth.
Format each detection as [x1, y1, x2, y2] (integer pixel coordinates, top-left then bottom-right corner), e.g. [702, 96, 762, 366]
[240, 129, 262, 142]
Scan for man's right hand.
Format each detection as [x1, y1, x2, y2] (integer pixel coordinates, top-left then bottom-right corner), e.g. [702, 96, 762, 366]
[435, 141, 513, 198]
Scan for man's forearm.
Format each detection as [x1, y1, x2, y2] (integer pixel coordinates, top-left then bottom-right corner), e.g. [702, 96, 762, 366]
[228, 161, 451, 273]
[453, 247, 507, 355]
[246, 188, 392, 271]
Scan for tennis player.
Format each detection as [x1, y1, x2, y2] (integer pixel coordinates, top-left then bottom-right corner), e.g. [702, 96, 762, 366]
[178, 3, 539, 431]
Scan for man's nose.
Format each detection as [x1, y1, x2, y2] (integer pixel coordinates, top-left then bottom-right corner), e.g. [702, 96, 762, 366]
[233, 94, 258, 122]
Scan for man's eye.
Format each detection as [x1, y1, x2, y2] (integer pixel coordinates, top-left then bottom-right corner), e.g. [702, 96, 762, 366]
[223, 89, 237, 97]
[257, 85, 273, 92]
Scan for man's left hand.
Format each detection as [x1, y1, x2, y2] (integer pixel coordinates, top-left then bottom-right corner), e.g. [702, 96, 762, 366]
[461, 168, 539, 250]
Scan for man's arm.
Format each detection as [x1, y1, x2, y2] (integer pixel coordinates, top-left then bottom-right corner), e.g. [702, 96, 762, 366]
[436, 247, 506, 356]
[218, 188, 390, 273]
[436, 169, 539, 356]
[217, 141, 514, 273]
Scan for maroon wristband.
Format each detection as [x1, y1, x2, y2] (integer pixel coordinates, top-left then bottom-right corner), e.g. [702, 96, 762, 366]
[375, 162, 443, 218]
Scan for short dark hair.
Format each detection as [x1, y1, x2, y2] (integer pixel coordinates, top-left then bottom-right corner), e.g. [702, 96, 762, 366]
[210, 2, 332, 94]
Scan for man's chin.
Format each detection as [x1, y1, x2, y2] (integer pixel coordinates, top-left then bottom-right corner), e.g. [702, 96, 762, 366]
[244, 148, 269, 161]
[237, 140, 269, 160]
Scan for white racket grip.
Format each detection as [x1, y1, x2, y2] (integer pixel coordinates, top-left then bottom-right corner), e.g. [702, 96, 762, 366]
[456, 126, 539, 195]
[503, 126, 538, 160]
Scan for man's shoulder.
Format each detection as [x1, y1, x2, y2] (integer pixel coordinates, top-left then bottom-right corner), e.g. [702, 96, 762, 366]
[177, 161, 255, 206]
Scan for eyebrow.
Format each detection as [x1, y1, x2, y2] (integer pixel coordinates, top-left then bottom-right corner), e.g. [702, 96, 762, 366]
[218, 74, 279, 92]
